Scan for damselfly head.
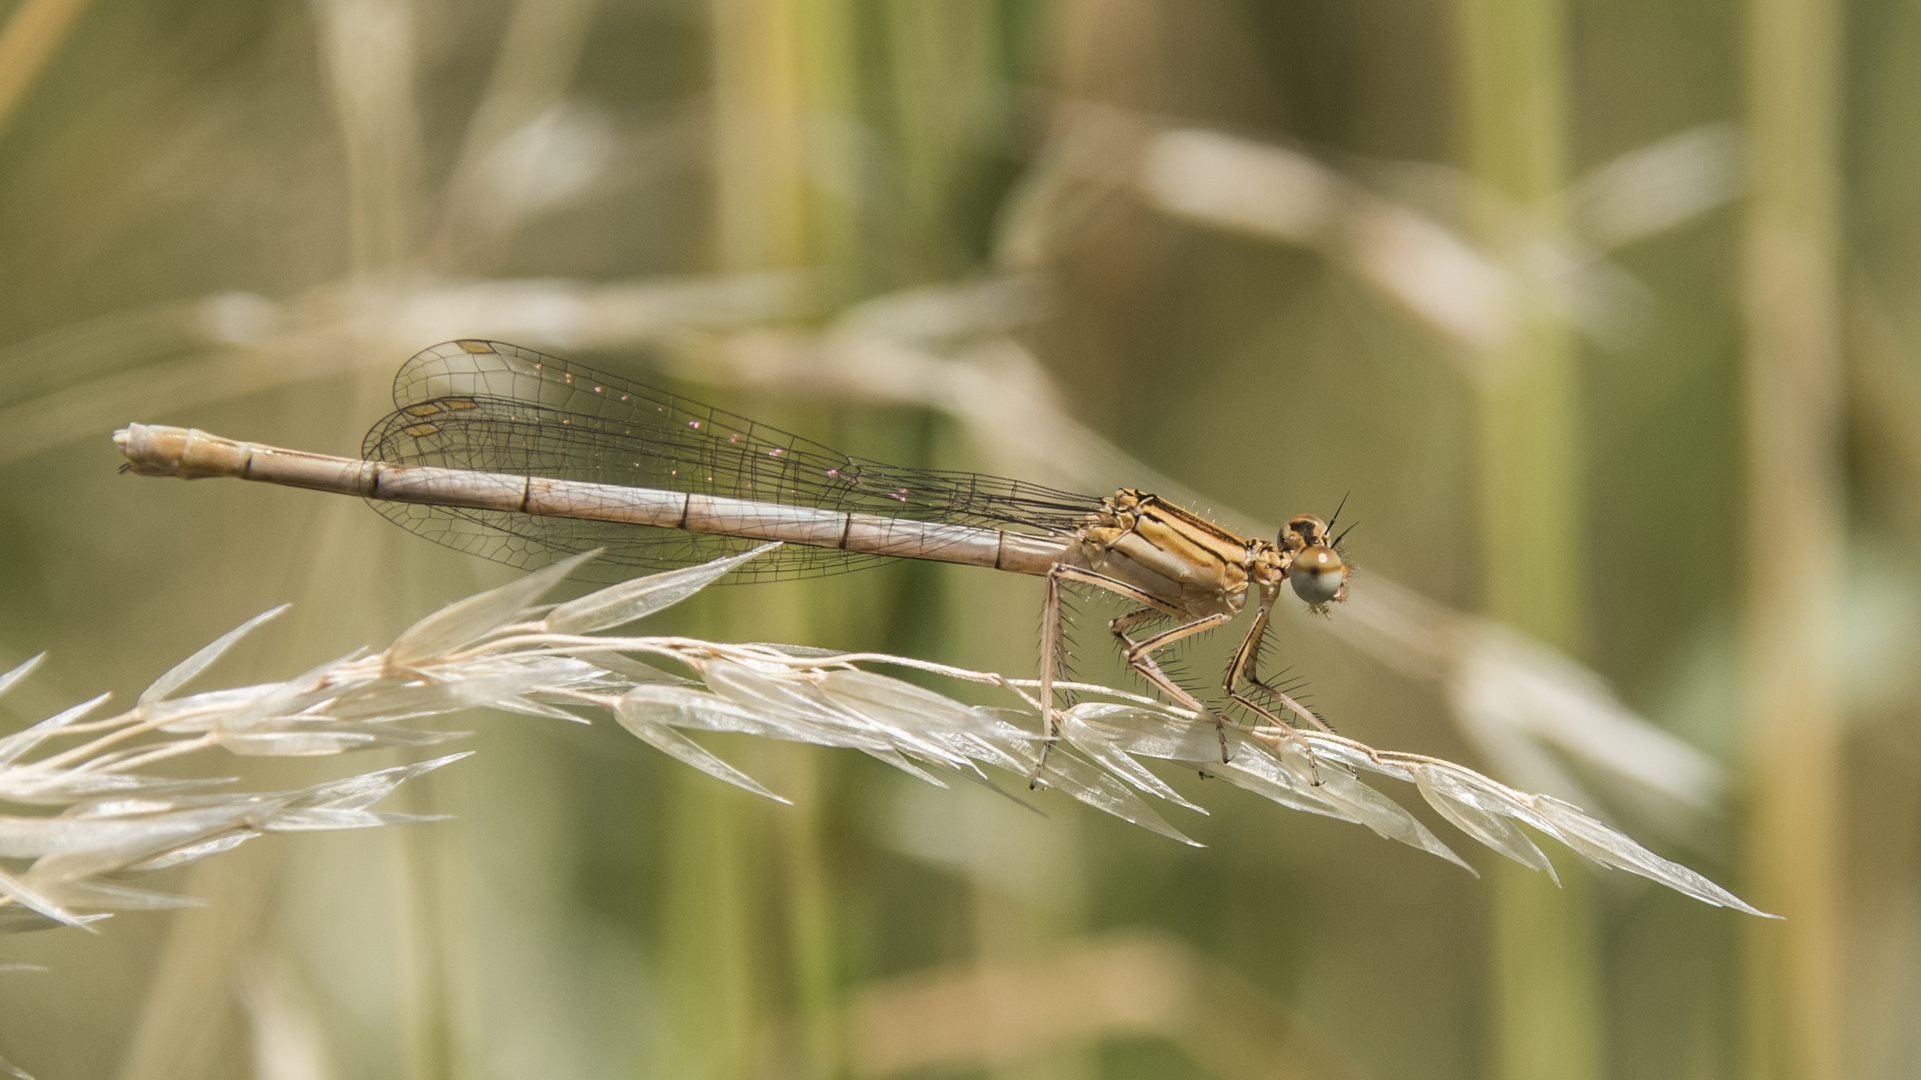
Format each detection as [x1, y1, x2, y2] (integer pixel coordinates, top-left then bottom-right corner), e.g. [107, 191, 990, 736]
[1281, 514, 1348, 608]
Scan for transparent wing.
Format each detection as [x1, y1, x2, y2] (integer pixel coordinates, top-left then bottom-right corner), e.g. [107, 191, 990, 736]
[361, 340, 1102, 583]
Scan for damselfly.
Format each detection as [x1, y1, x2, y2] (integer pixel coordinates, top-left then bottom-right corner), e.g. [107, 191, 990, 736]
[115, 340, 1351, 754]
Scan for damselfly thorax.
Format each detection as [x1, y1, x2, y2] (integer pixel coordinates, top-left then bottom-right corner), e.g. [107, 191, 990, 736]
[115, 340, 1351, 753]
[1049, 489, 1349, 744]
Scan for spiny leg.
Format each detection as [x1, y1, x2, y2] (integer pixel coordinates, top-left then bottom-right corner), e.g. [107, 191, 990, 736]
[1221, 597, 1330, 782]
[1034, 566, 1070, 784]
[1034, 564, 1186, 785]
[1108, 606, 1194, 706]
[1223, 606, 1331, 732]
[1044, 565, 1220, 717]
[1109, 607, 1236, 761]
[1108, 606, 1162, 634]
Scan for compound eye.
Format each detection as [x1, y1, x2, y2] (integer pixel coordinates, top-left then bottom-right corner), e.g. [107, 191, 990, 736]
[1289, 544, 1347, 605]
[1282, 514, 1328, 551]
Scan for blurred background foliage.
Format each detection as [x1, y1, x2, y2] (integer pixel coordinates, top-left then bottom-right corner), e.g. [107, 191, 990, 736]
[0, 0, 1909, 1078]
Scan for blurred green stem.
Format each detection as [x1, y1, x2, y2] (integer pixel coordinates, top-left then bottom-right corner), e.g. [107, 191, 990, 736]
[396, 794, 455, 1080]
[709, 0, 808, 273]
[1456, 0, 1605, 1078]
[794, 0, 861, 302]
[1741, 0, 1845, 1073]
[778, 748, 842, 1080]
[657, 765, 760, 1080]
[679, 5, 856, 1077]
[883, 1, 1007, 278]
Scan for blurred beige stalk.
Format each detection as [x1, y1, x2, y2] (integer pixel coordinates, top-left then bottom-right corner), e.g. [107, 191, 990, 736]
[424, 0, 601, 268]
[994, 101, 1511, 363]
[0, 270, 812, 467]
[312, 0, 423, 275]
[1741, 0, 1846, 1075]
[995, 104, 1733, 382]
[0, 0, 95, 144]
[115, 847, 288, 1080]
[845, 932, 1364, 1080]
[276, 3, 438, 1080]
[242, 956, 341, 1080]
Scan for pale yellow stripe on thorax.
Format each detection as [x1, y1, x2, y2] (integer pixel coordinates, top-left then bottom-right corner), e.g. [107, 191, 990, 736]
[1087, 491, 1253, 612]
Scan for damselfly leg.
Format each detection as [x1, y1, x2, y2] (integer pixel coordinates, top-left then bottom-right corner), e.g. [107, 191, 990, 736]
[1036, 562, 1236, 778]
[1110, 605, 1237, 762]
